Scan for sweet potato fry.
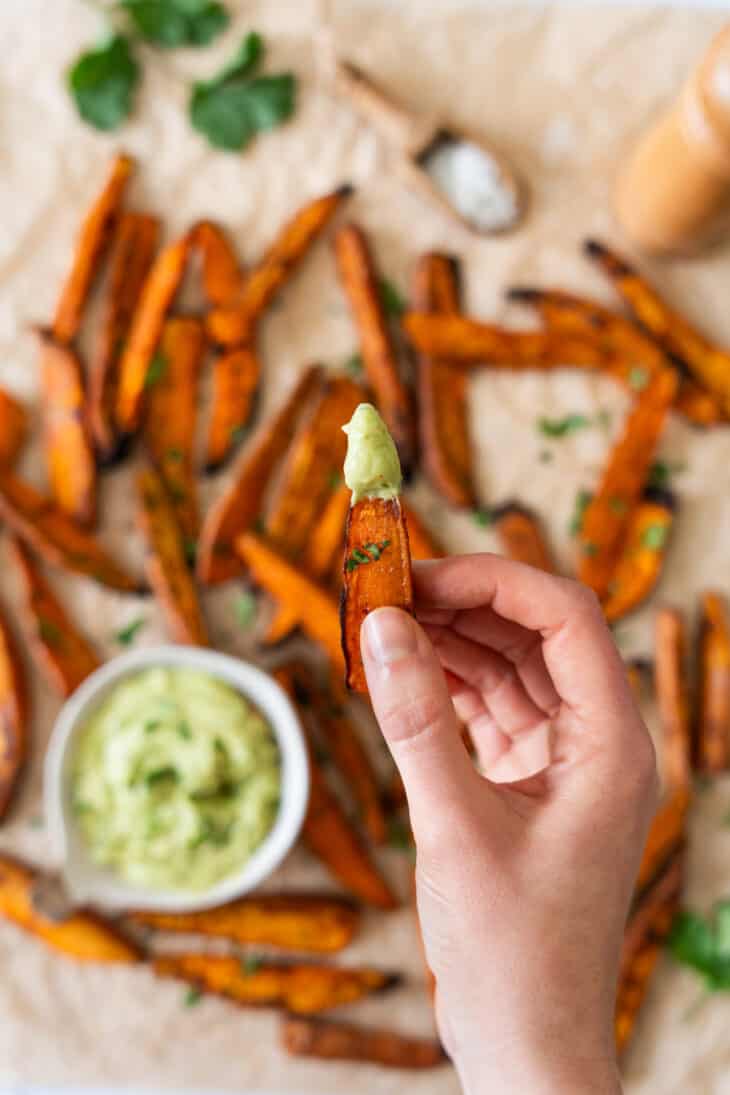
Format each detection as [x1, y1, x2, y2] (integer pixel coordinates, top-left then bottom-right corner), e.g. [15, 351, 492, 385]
[293, 669, 387, 846]
[154, 953, 398, 1014]
[0, 471, 139, 592]
[578, 369, 678, 599]
[282, 1016, 446, 1069]
[265, 376, 364, 560]
[52, 153, 134, 344]
[137, 466, 208, 645]
[493, 503, 554, 572]
[585, 239, 730, 417]
[696, 591, 730, 773]
[400, 502, 445, 560]
[197, 366, 323, 584]
[617, 854, 684, 1055]
[635, 788, 689, 895]
[204, 346, 261, 472]
[655, 607, 692, 792]
[341, 497, 414, 693]
[143, 316, 205, 543]
[507, 285, 723, 428]
[115, 234, 190, 436]
[0, 854, 140, 963]
[131, 893, 359, 953]
[413, 252, 475, 506]
[0, 388, 27, 468]
[403, 312, 613, 369]
[38, 330, 97, 528]
[265, 482, 350, 645]
[9, 537, 100, 698]
[601, 488, 675, 623]
[207, 186, 353, 346]
[238, 533, 344, 672]
[335, 224, 415, 475]
[0, 605, 28, 821]
[88, 211, 160, 463]
[192, 220, 244, 306]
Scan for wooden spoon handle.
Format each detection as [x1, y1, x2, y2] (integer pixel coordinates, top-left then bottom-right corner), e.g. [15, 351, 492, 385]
[334, 59, 434, 154]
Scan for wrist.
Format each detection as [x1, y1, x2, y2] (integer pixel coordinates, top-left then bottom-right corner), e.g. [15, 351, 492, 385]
[455, 1044, 622, 1095]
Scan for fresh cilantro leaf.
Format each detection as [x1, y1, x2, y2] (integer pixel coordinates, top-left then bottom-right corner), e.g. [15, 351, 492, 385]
[114, 616, 146, 646]
[669, 902, 730, 991]
[345, 541, 390, 571]
[184, 986, 203, 1007]
[380, 279, 406, 318]
[189, 35, 295, 152]
[144, 351, 168, 388]
[233, 591, 258, 629]
[344, 353, 363, 376]
[537, 414, 590, 438]
[628, 366, 650, 391]
[648, 460, 686, 488]
[68, 35, 141, 132]
[641, 523, 669, 550]
[569, 489, 593, 536]
[121, 0, 229, 49]
[472, 508, 494, 528]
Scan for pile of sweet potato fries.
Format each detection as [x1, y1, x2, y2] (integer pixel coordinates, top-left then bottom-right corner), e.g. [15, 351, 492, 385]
[1, 152, 729, 1068]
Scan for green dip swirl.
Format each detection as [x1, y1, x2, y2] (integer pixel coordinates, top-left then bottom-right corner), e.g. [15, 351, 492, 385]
[71, 668, 281, 893]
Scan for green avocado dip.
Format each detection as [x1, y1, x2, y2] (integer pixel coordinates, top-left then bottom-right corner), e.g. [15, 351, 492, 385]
[342, 403, 402, 505]
[71, 668, 281, 893]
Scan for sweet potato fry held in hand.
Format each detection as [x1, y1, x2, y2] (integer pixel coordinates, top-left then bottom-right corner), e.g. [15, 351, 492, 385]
[282, 1016, 446, 1069]
[0, 607, 28, 821]
[340, 404, 414, 693]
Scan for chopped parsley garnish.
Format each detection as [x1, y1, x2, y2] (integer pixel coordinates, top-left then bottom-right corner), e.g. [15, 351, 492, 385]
[344, 353, 363, 376]
[230, 423, 248, 446]
[345, 540, 391, 571]
[233, 591, 258, 629]
[387, 818, 415, 859]
[668, 901, 730, 991]
[328, 471, 342, 490]
[114, 617, 146, 646]
[184, 986, 203, 1008]
[39, 617, 62, 645]
[569, 489, 593, 536]
[608, 496, 627, 516]
[380, 279, 406, 318]
[582, 542, 599, 557]
[648, 460, 686, 488]
[183, 538, 197, 566]
[641, 523, 669, 550]
[628, 366, 650, 391]
[537, 414, 590, 438]
[166, 446, 183, 462]
[144, 351, 168, 388]
[240, 955, 263, 976]
[472, 508, 494, 528]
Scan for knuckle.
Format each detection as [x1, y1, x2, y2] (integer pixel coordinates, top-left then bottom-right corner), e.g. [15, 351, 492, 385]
[566, 579, 602, 617]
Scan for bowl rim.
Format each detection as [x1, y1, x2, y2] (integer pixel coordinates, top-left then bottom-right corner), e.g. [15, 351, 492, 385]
[44, 645, 310, 914]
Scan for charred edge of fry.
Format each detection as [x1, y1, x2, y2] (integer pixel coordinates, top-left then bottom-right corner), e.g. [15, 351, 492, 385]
[0, 606, 28, 821]
[281, 1015, 447, 1069]
[583, 238, 633, 277]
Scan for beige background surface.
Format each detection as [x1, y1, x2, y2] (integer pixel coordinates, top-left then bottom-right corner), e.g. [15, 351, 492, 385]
[2, 1, 730, 1091]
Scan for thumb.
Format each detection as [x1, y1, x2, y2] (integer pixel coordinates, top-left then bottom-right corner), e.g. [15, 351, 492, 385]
[361, 607, 482, 835]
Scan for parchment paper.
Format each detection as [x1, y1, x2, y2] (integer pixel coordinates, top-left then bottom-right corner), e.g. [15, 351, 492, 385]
[2, 2, 730, 1091]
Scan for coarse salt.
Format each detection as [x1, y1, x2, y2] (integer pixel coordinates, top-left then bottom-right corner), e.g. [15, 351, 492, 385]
[423, 138, 518, 233]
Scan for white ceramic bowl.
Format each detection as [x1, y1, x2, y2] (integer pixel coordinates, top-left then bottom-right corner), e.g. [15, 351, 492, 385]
[44, 646, 309, 914]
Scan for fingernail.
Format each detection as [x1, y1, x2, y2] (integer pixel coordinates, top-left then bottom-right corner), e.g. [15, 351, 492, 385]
[363, 608, 418, 667]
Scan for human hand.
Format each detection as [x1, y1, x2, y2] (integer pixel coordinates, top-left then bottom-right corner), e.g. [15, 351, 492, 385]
[361, 555, 658, 1095]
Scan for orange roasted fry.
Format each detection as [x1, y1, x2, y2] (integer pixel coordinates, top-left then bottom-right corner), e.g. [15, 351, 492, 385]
[38, 331, 97, 528]
[143, 316, 205, 543]
[0, 854, 140, 963]
[238, 533, 344, 672]
[115, 234, 190, 436]
[0, 471, 140, 592]
[197, 366, 323, 585]
[0, 389, 27, 468]
[276, 667, 397, 908]
[265, 482, 350, 645]
[207, 186, 353, 346]
[403, 312, 614, 369]
[413, 252, 475, 506]
[0, 605, 28, 821]
[585, 239, 730, 417]
[204, 346, 261, 472]
[400, 502, 445, 560]
[131, 893, 359, 953]
[601, 488, 675, 622]
[154, 953, 398, 1014]
[335, 225, 416, 475]
[578, 369, 678, 599]
[265, 376, 363, 560]
[88, 211, 160, 463]
[293, 669, 387, 846]
[137, 466, 208, 646]
[9, 537, 100, 698]
[696, 591, 730, 773]
[282, 1016, 446, 1069]
[635, 788, 689, 895]
[617, 853, 684, 1055]
[494, 503, 554, 572]
[192, 220, 244, 306]
[52, 153, 134, 344]
[655, 607, 692, 792]
[341, 497, 414, 693]
[508, 285, 723, 427]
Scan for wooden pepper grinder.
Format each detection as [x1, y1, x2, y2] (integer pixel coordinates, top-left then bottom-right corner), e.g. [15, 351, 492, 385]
[615, 25, 730, 255]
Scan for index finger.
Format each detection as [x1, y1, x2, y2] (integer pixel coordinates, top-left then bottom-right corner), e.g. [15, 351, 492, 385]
[413, 555, 635, 728]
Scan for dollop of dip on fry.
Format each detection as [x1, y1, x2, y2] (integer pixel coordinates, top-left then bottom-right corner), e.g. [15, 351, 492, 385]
[342, 403, 402, 504]
[71, 668, 280, 892]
